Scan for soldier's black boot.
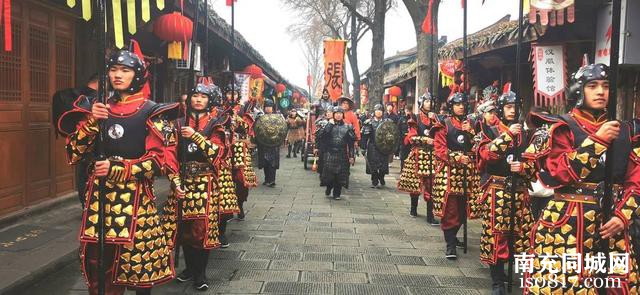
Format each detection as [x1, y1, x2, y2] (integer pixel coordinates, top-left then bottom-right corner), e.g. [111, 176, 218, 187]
[325, 185, 332, 197]
[237, 201, 245, 220]
[287, 145, 292, 158]
[194, 249, 210, 291]
[410, 195, 419, 217]
[177, 245, 195, 282]
[490, 263, 507, 295]
[219, 218, 230, 248]
[426, 199, 440, 225]
[444, 228, 458, 260]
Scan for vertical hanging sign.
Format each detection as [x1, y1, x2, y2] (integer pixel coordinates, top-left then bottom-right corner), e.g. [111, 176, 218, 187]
[323, 39, 347, 102]
[531, 44, 566, 107]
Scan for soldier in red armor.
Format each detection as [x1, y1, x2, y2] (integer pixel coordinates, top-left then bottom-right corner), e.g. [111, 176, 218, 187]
[477, 91, 536, 294]
[58, 48, 179, 295]
[524, 63, 639, 294]
[164, 79, 228, 291]
[398, 93, 440, 225]
[431, 93, 482, 260]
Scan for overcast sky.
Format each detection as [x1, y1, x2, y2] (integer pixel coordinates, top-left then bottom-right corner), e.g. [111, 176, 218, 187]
[209, 0, 520, 89]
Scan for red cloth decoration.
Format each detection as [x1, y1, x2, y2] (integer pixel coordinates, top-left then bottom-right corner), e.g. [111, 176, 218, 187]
[421, 0, 436, 35]
[129, 39, 151, 98]
[226, 0, 237, 6]
[275, 83, 286, 93]
[153, 12, 193, 41]
[307, 73, 312, 87]
[388, 86, 402, 97]
[1, 0, 12, 51]
[244, 64, 264, 79]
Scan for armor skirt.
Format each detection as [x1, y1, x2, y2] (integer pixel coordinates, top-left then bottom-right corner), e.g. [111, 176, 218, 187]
[479, 178, 533, 265]
[523, 198, 639, 294]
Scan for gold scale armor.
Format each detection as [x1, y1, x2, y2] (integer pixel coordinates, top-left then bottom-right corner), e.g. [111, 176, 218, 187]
[523, 124, 640, 294]
[68, 116, 176, 287]
[398, 136, 436, 194]
[478, 130, 536, 265]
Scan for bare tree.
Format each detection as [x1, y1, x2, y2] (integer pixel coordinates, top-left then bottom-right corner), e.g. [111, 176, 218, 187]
[338, 0, 394, 109]
[401, 0, 439, 101]
[282, 0, 373, 106]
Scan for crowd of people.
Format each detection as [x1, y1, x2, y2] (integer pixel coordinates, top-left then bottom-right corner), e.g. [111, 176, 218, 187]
[53, 42, 640, 295]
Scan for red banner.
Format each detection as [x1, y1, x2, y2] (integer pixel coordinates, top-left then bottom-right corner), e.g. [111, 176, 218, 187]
[323, 39, 347, 102]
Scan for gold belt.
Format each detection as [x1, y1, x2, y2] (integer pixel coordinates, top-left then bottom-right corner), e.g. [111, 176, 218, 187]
[183, 161, 213, 177]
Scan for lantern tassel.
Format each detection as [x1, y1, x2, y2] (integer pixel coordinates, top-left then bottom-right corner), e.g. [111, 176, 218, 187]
[81, 0, 91, 20]
[157, 0, 165, 10]
[142, 0, 150, 22]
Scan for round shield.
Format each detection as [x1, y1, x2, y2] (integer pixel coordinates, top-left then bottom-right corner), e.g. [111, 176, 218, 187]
[374, 120, 400, 155]
[254, 114, 288, 147]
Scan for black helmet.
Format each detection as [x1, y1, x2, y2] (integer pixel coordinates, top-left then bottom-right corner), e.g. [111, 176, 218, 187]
[496, 91, 519, 123]
[373, 104, 384, 112]
[567, 63, 609, 108]
[333, 106, 345, 114]
[446, 92, 468, 115]
[264, 98, 275, 108]
[106, 49, 146, 93]
[418, 92, 436, 111]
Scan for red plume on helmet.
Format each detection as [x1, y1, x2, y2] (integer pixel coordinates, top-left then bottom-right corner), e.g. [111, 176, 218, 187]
[502, 82, 512, 94]
[129, 39, 151, 98]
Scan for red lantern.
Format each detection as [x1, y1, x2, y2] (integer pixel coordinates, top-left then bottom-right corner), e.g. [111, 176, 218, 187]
[292, 92, 301, 100]
[153, 12, 193, 60]
[275, 83, 286, 93]
[389, 86, 402, 97]
[244, 64, 264, 79]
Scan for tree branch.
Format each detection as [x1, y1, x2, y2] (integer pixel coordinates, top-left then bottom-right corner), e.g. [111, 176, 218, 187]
[338, 0, 374, 27]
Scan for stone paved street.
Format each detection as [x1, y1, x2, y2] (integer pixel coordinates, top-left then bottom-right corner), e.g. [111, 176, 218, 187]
[23, 153, 496, 295]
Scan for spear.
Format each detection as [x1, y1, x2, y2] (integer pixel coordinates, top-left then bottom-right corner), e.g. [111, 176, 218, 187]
[600, 1, 621, 294]
[94, 0, 107, 294]
[176, 0, 200, 269]
[506, 0, 525, 292]
[461, 0, 468, 255]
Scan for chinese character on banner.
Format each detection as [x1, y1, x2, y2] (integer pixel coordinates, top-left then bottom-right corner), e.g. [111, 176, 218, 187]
[234, 73, 251, 105]
[323, 39, 347, 102]
[531, 43, 566, 107]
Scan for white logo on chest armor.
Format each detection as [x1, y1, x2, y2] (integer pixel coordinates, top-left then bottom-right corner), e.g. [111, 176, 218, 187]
[108, 124, 124, 139]
[457, 134, 465, 144]
[187, 142, 198, 153]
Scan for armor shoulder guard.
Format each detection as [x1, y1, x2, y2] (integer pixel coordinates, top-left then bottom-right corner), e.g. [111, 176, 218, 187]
[57, 95, 94, 136]
[149, 102, 180, 146]
[522, 125, 552, 160]
[529, 112, 561, 129]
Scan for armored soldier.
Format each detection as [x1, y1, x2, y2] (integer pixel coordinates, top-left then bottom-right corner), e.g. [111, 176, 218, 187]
[231, 100, 258, 221]
[165, 79, 227, 291]
[314, 105, 334, 177]
[285, 108, 306, 158]
[256, 99, 282, 187]
[58, 48, 179, 295]
[361, 104, 392, 188]
[476, 91, 536, 294]
[317, 106, 356, 200]
[524, 64, 639, 294]
[398, 93, 439, 224]
[338, 97, 361, 142]
[431, 93, 482, 260]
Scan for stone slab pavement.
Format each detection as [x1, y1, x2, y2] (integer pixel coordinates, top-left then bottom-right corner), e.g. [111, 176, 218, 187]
[14, 152, 511, 295]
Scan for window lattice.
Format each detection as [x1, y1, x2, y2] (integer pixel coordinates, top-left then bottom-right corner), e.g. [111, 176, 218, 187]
[29, 25, 50, 103]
